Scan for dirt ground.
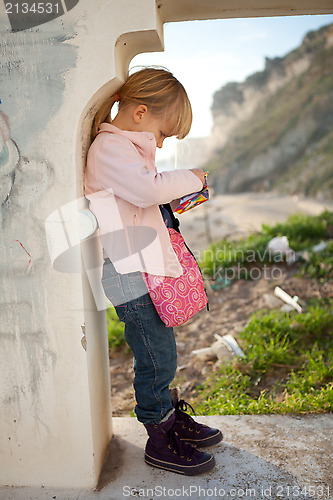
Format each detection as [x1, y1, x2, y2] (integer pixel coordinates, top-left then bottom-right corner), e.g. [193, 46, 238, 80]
[109, 193, 333, 416]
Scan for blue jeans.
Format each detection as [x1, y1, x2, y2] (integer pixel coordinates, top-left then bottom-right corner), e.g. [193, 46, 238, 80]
[102, 258, 177, 424]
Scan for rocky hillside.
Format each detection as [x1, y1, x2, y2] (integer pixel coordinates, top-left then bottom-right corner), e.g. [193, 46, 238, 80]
[186, 24, 333, 201]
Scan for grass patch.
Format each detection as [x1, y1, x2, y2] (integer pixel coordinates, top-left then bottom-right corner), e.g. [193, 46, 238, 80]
[200, 210, 333, 282]
[298, 240, 333, 282]
[106, 306, 125, 348]
[192, 298, 333, 415]
[261, 210, 333, 249]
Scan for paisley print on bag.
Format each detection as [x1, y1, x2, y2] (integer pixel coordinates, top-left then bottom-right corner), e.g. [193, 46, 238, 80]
[142, 228, 208, 327]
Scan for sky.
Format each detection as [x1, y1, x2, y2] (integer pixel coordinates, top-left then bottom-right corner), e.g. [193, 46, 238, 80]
[131, 14, 333, 162]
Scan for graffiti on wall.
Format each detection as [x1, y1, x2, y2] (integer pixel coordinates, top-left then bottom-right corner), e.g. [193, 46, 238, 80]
[0, 110, 56, 420]
[3, 0, 80, 32]
[0, 16, 79, 422]
[0, 111, 54, 273]
[0, 112, 20, 206]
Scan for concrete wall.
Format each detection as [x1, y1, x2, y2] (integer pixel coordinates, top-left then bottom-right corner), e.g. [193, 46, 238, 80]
[0, 0, 332, 490]
[0, 0, 163, 488]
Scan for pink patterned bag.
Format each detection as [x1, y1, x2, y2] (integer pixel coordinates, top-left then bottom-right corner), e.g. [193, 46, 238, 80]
[142, 228, 208, 327]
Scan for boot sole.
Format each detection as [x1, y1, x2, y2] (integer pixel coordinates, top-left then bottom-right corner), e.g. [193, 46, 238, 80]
[180, 429, 223, 448]
[144, 453, 215, 476]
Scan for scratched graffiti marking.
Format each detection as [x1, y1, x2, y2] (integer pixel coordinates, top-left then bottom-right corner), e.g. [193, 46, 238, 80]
[0, 112, 53, 277]
[14, 240, 33, 273]
[0, 112, 20, 205]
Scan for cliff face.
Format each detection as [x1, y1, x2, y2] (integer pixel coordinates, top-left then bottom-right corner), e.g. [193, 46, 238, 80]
[190, 24, 333, 200]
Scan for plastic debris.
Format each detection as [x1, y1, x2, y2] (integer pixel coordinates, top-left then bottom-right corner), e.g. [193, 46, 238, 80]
[274, 286, 303, 313]
[267, 236, 295, 264]
[214, 333, 245, 358]
[191, 344, 219, 362]
[176, 364, 188, 371]
[267, 236, 289, 253]
[295, 240, 328, 262]
[311, 240, 328, 253]
[192, 333, 244, 362]
[263, 293, 285, 309]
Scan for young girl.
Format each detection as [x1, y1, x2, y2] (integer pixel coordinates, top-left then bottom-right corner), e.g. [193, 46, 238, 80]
[85, 67, 222, 476]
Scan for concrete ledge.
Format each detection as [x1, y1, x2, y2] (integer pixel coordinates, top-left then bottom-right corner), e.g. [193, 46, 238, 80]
[2, 414, 332, 499]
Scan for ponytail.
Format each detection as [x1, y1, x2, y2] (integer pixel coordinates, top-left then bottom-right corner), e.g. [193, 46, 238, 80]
[91, 95, 116, 141]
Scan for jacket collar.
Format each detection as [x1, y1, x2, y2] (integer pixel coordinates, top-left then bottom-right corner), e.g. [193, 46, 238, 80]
[98, 122, 156, 151]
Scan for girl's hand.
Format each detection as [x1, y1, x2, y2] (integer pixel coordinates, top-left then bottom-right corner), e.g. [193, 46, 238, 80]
[190, 168, 205, 186]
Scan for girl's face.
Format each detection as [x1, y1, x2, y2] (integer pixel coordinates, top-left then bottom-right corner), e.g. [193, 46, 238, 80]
[133, 105, 173, 148]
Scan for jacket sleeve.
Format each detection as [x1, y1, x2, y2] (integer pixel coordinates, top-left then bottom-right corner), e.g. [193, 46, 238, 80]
[91, 135, 203, 208]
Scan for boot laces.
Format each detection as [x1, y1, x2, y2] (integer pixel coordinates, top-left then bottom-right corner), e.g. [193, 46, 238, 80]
[176, 399, 207, 432]
[166, 426, 198, 459]
[177, 399, 196, 415]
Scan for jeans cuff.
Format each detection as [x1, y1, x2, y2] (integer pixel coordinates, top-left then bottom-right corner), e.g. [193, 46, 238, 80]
[159, 407, 175, 423]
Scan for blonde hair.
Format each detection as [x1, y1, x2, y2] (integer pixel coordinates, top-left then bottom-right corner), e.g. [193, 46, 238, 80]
[91, 67, 192, 141]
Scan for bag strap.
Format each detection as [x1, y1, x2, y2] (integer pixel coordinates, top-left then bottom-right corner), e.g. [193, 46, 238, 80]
[162, 203, 181, 234]
[164, 204, 209, 312]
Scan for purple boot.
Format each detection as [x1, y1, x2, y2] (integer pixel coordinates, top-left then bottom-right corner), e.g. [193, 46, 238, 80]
[144, 412, 215, 476]
[171, 389, 223, 447]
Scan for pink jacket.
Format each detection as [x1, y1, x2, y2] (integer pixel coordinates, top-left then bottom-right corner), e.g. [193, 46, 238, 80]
[84, 123, 203, 277]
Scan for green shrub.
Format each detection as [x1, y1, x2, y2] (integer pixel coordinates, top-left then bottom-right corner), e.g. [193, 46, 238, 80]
[200, 210, 333, 282]
[106, 306, 125, 348]
[261, 210, 333, 250]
